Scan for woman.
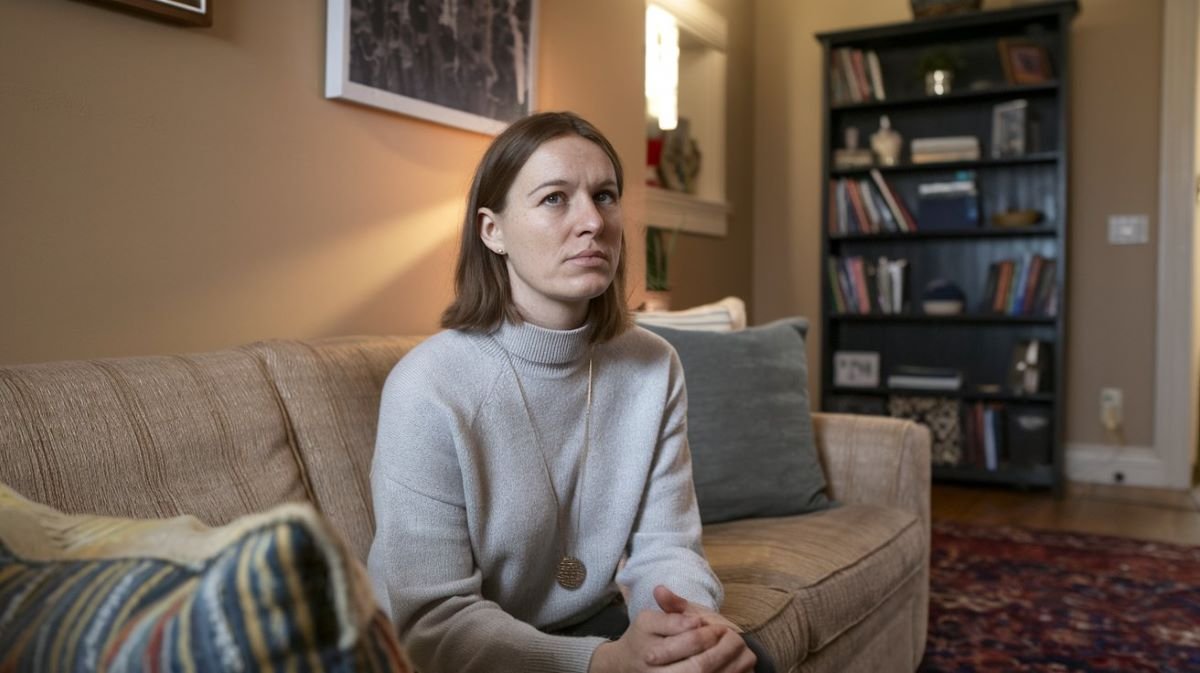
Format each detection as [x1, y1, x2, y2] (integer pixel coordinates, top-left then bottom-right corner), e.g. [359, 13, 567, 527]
[368, 111, 767, 673]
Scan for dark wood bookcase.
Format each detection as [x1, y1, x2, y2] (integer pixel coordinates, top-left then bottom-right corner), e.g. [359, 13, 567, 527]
[816, 2, 1078, 491]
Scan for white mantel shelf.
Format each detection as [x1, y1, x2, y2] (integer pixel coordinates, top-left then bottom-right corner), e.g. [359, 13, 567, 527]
[645, 186, 730, 237]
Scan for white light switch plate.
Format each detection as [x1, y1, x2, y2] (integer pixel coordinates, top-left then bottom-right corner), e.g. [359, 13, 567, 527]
[1108, 214, 1149, 245]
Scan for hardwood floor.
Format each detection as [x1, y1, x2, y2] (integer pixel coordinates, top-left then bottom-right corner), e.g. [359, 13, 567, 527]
[932, 482, 1200, 546]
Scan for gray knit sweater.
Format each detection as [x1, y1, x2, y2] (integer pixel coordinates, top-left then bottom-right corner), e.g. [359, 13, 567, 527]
[367, 320, 722, 673]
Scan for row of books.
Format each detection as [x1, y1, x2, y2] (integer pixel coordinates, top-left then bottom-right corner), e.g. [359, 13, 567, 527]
[830, 48, 886, 104]
[980, 254, 1058, 316]
[828, 169, 916, 235]
[962, 403, 1006, 471]
[828, 255, 909, 314]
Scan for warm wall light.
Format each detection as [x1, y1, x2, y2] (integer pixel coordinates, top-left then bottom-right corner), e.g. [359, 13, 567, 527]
[645, 4, 679, 131]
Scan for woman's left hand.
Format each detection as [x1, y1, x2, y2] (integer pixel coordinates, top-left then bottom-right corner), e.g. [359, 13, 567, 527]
[652, 585, 743, 633]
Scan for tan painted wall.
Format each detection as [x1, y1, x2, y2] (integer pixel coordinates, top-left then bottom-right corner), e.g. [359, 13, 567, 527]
[753, 0, 1163, 447]
[663, 0, 757, 313]
[0, 0, 645, 365]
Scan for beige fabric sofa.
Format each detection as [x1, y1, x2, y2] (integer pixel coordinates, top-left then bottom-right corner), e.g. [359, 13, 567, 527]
[0, 335, 931, 672]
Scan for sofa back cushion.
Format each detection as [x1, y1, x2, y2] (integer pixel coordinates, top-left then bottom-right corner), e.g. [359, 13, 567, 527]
[642, 318, 831, 524]
[0, 348, 309, 524]
[251, 336, 424, 563]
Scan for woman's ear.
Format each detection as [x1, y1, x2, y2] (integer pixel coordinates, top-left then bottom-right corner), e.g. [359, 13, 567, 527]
[478, 208, 505, 255]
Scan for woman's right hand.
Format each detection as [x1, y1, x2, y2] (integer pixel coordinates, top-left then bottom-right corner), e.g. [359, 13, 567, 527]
[588, 610, 754, 673]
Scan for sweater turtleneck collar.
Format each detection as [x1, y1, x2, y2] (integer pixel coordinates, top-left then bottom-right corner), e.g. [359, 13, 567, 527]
[492, 319, 591, 365]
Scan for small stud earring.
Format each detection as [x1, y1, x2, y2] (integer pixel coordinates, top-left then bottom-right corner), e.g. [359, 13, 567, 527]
[496, 248, 505, 255]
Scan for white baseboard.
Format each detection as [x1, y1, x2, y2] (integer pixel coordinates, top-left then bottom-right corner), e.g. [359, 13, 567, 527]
[1066, 443, 1170, 488]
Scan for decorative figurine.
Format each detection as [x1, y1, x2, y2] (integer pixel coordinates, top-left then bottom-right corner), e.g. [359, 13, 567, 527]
[871, 115, 903, 166]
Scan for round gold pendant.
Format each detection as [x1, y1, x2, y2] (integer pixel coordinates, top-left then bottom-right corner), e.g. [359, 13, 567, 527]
[556, 556, 587, 590]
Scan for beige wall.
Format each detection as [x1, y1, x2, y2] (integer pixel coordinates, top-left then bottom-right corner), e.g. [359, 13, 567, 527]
[0, 0, 645, 365]
[664, 0, 757, 313]
[753, 0, 1163, 447]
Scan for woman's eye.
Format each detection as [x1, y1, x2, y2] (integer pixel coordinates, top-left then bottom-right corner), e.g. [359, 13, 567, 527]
[542, 192, 565, 206]
[595, 190, 618, 205]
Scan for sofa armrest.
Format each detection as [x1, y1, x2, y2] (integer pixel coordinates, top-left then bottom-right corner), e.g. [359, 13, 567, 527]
[812, 412, 931, 527]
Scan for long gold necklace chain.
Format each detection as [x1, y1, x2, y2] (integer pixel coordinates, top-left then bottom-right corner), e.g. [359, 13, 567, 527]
[495, 341, 593, 590]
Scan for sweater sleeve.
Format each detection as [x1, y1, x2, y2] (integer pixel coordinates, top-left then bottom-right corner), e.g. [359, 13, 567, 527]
[615, 350, 724, 620]
[367, 360, 607, 673]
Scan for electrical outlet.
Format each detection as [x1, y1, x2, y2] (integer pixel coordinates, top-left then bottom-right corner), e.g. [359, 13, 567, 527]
[1100, 387, 1123, 431]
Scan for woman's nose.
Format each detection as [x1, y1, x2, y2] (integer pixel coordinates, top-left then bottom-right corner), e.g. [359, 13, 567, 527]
[574, 199, 605, 236]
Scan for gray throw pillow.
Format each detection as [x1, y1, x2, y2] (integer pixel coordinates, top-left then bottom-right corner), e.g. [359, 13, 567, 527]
[643, 317, 831, 524]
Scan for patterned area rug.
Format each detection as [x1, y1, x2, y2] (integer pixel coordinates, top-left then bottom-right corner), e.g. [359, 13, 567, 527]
[920, 521, 1200, 673]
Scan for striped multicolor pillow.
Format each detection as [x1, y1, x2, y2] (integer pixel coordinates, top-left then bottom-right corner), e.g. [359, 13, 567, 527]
[0, 484, 409, 673]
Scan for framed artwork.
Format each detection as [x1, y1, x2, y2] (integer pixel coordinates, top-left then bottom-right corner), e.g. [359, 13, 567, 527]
[991, 99, 1028, 158]
[325, 0, 538, 136]
[834, 351, 881, 389]
[998, 39, 1052, 85]
[100, 0, 211, 25]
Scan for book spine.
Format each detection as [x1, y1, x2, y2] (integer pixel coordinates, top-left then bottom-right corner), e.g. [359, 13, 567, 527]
[845, 180, 873, 234]
[828, 257, 847, 313]
[1021, 255, 1043, 315]
[866, 50, 886, 100]
[993, 261, 1013, 313]
[869, 169, 910, 233]
[850, 49, 872, 101]
[850, 256, 872, 313]
[837, 259, 857, 314]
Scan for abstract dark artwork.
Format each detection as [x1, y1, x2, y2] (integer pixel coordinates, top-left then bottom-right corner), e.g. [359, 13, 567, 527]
[326, 0, 537, 135]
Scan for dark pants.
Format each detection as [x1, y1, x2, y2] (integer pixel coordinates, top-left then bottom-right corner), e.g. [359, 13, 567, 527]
[556, 602, 778, 673]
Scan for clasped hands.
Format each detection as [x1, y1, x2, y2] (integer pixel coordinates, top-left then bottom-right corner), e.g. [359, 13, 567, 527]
[590, 586, 756, 673]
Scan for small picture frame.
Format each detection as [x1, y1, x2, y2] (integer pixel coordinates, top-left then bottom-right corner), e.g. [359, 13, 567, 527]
[998, 39, 1053, 85]
[834, 351, 881, 389]
[991, 99, 1028, 159]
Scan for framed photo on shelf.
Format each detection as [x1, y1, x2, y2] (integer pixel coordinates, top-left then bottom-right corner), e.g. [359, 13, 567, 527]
[998, 39, 1052, 85]
[834, 351, 881, 389]
[99, 0, 211, 25]
[325, 0, 538, 136]
[991, 99, 1028, 158]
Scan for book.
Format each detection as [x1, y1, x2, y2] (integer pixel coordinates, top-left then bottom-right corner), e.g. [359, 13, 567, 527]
[983, 407, 998, 470]
[887, 365, 963, 390]
[866, 50, 886, 100]
[869, 169, 916, 232]
[911, 136, 980, 153]
[845, 181, 873, 234]
[911, 148, 982, 163]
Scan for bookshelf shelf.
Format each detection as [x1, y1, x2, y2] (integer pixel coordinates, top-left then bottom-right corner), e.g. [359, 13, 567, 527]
[830, 226, 1058, 243]
[818, 1, 1076, 493]
[831, 386, 1055, 403]
[830, 313, 1055, 325]
[831, 82, 1060, 112]
[932, 464, 1055, 487]
[831, 153, 1060, 177]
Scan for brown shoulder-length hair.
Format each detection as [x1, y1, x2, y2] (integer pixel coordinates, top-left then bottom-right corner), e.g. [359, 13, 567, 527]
[441, 111, 631, 343]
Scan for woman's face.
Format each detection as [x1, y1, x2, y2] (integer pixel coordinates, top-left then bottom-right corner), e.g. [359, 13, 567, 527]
[479, 134, 623, 329]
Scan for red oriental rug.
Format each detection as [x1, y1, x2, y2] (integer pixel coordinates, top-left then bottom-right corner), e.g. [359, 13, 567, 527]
[919, 520, 1200, 673]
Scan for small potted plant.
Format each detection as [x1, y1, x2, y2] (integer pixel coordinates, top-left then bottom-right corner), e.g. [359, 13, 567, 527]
[917, 47, 965, 96]
[645, 226, 677, 311]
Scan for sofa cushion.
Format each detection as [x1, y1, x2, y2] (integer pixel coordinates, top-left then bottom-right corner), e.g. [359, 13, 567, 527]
[642, 318, 830, 523]
[0, 482, 409, 672]
[703, 503, 925, 664]
[250, 336, 424, 563]
[0, 349, 309, 524]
